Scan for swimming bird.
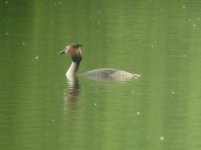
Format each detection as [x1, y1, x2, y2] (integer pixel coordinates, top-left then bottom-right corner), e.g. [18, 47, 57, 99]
[58, 43, 141, 81]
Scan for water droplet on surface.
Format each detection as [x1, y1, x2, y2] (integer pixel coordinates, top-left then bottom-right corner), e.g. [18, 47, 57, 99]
[94, 103, 97, 106]
[22, 42, 25, 46]
[193, 24, 196, 27]
[5, 32, 9, 35]
[35, 56, 39, 59]
[5, 1, 8, 5]
[160, 136, 165, 141]
[171, 91, 175, 94]
[182, 5, 186, 9]
[136, 112, 140, 115]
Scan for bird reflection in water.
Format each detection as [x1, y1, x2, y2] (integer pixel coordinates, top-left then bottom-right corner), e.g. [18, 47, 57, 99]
[64, 76, 80, 111]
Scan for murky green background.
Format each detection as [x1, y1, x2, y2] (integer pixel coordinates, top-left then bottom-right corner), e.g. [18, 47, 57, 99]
[1, 0, 201, 150]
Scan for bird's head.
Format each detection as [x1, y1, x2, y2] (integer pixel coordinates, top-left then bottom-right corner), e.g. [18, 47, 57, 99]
[58, 43, 82, 62]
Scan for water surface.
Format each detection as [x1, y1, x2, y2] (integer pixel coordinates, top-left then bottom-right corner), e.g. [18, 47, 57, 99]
[1, 0, 201, 150]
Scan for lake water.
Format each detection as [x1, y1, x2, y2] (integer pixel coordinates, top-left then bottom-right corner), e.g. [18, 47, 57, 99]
[1, 0, 201, 150]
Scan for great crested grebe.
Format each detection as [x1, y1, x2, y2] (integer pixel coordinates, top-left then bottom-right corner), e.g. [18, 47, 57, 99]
[58, 43, 141, 81]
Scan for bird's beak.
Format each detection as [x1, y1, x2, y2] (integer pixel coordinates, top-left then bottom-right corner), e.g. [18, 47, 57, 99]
[58, 49, 66, 55]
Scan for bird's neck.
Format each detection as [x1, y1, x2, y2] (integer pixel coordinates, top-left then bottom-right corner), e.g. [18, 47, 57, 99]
[66, 61, 80, 79]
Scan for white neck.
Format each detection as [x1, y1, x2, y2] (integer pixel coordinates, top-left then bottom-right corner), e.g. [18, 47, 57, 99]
[66, 62, 80, 80]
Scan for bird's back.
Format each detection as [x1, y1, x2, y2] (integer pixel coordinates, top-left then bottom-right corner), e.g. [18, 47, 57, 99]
[83, 68, 140, 81]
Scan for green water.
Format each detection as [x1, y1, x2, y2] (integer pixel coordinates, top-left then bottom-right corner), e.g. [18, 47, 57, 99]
[1, 0, 201, 150]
